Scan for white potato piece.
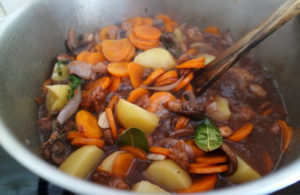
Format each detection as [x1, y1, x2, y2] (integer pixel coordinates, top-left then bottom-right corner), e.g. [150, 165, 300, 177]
[132, 181, 170, 194]
[46, 85, 70, 113]
[227, 155, 261, 183]
[134, 48, 176, 70]
[206, 96, 231, 121]
[98, 151, 125, 173]
[51, 63, 69, 82]
[196, 53, 216, 65]
[59, 145, 104, 178]
[117, 99, 159, 134]
[144, 160, 192, 190]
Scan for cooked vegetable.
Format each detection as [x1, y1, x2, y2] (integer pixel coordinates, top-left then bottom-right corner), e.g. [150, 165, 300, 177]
[148, 92, 176, 113]
[51, 62, 69, 81]
[228, 123, 253, 142]
[133, 26, 162, 41]
[278, 120, 293, 151]
[71, 137, 105, 148]
[195, 154, 228, 164]
[204, 26, 220, 35]
[105, 107, 118, 139]
[118, 128, 149, 152]
[102, 39, 135, 62]
[46, 85, 70, 113]
[149, 147, 170, 156]
[67, 75, 82, 100]
[194, 117, 223, 152]
[128, 62, 144, 88]
[116, 99, 159, 134]
[173, 72, 194, 92]
[175, 116, 190, 130]
[107, 94, 119, 109]
[99, 25, 119, 40]
[127, 88, 149, 103]
[120, 146, 147, 160]
[132, 181, 170, 194]
[185, 140, 206, 157]
[226, 156, 261, 183]
[176, 57, 205, 69]
[59, 145, 104, 178]
[108, 77, 121, 92]
[134, 48, 176, 70]
[155, 70, 178, 86]
[145, 159, 192, 190]
[76, 110, 103, 138]
[107, 62, 129, 77]
[112, 152, 134, 177]
[142, 67, 165, 86]
[206, 96, 231, 121]
[196, 54, 216, 65]
[87, 52, 106, 65]
[176, 174, 218, 193]
[98, 111, 110, 129]
[188, 164, 228, 174]
[97, 151, 125, 173]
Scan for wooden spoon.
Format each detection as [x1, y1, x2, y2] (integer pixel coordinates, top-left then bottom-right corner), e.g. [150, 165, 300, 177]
[193, 0, 300, 95]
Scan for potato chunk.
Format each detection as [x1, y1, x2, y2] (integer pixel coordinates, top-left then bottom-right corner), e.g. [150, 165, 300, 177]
[98, 151, 125, 173]
[227, 156, 261, 183]
[59, 145, 104, 178]
[206, 96, 231, 121]
[46, 85, 70, 113]
[51, 63, 69, 82]
[134, 48, 176, 70]
[117, 99, 159, 134]
[132, 181, 170, 194]
[144, 160, 192, 190]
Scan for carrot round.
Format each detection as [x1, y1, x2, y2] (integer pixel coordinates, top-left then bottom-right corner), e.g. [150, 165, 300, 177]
[175, 116, 190, 130]
[195, 154, 228, 164]
[105, 108, 117, 139]
[108, 77, 121, 92]
[149, 147, 170, 156]
[188, 164, 228, 174]
[124, 45, 136, 61]
[95, 43, 102, 53]
[99, 25, 119, 40]
[128, 62, 144, 88]
[173, 72, 194, 92]
[176, 174, 218, 193]
[76, 110, 103, 138]
[228, 123, 253, 142]
[84, 76, 111, 91]
[147, 92, 176, 113]
[155, 14, 171, 23]
[87, 52, 106, 65]
[76, 51, 90, 62]
[165, 22, 174, 33]
[123, 17, 143, 29]
[141, 17, 153, 26]
[127, 88, 149, 103]
[107, 62, 130, 77]
[102, 39, 133, 62]
[107, 95, 119, 110]
[112, 153, 134, 177]
[142, 68, 165, 86]
[185, 140, 206, 157]
[176, 57, 205, 69]
[71, 137, 105, 148]
[67, 131, 84, 140]
[155, 70, 178, 86]
[120, 146, 147, 160]
[185, 83, 194, 92]
[128, 33, 159, 50]
[133, 26, 162, 41]
[278, 120, 293, 151]
[204, 26, 220, 35]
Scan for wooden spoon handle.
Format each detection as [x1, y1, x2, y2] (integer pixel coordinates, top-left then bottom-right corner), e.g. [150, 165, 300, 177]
[194, 0, 300, 94]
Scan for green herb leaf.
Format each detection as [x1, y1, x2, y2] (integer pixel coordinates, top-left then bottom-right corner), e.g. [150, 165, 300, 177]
[194, 117, 223, 152]
[56, 60, 68, 76]
[67, 75, 82, 100]
[118, 127, 149, 152]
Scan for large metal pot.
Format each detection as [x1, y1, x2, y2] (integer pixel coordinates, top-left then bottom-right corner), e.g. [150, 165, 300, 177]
[0, 0, 299, 194]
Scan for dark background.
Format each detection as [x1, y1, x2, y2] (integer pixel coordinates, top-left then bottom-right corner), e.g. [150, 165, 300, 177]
[0, 147, 299, 195]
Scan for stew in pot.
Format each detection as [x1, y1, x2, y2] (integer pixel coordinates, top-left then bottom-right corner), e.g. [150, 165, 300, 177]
[36, 14, 293, 193]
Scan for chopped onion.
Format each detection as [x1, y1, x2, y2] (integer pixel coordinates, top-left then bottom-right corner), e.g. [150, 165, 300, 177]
[57, 86, 81, 125]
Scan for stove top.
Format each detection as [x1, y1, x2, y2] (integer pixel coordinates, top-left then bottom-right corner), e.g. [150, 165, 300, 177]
[0, 147, 299, 194]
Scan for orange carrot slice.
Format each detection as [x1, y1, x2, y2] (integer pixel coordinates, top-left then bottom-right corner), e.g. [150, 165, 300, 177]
[155, 14, 171, 23]
[195, 154, 228, 164]
[120, 146, 147, 160]
[76, 51, 90, 62]
[185, 83, 194, 92]
[84, 76, 111, 91]
[228, 123, 253, 142]
[142, 68, 165, 86]
[99, 25, 119, 40]
[188, 164, 228, 174]
[147, 92, 176, 113]
[185, 140, 206, 157]
[67, 131, 84, 140]
[128, 33, 159, 50]
[149, 147, 170, 156]
[107, 95, 119, 110]
[105, 108, 117, 139]
[71, 137, 105, 148]
[87, 52, 106, 65]
[109, 77, 121, 92]
[124, 45, 136, 61]
[95, 43, 102, 53]
[176, 174, 218, 193]
[127, 88, 149, 103]
[173, 72, 194, 92]
[155, 70, 178, 86]
[176, 57, 205, 69]
[76, 110, 103, 138]
[112, 153, 134, 177]
[133, 26, 162, 41]
[107, 62, 130, 77]
[102, 39, 133, 62]
[123, 17, 143, 29]
[141, 17, 153, 26]
[175, 116, 190, 130]
[128, 62, 144, 88]
[204, 26, 220, 35]
[278, 120, 293, 151]
[165, 22, 175, 33]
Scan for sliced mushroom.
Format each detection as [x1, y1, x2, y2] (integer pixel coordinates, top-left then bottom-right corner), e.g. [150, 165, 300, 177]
[221, 142, 238, 176]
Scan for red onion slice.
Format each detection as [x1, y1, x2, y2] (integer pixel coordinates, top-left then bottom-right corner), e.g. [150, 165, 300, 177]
[57, 86, 81, 125]
[140, 77, 184, 91]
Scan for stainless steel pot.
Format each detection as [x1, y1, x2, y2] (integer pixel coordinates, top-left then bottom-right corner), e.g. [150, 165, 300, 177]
[0, 0, 299, 194]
